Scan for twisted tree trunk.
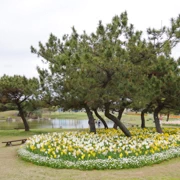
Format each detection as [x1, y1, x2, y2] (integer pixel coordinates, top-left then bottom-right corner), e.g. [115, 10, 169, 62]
[93, 109, 108, 129]
[153, 105, 164, 133]
[105, 103, 131, 137]
[113, 108, 125, 129]
[166, 112, 170, 122]
[141, 109, 146, 128]
[85, 104, 96, 133]
[17, 103, 29, 131]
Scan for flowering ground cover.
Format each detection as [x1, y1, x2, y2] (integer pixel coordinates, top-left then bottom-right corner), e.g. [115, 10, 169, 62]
[162, 120, 180, 126]
[18, 128, 180, 170]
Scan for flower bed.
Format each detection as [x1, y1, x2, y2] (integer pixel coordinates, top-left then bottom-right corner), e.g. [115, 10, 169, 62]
[162, 121, 180, 126]
[18, 128, 180, 170]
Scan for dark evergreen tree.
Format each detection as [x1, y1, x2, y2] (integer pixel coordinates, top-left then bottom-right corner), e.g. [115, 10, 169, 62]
[0, 75, 39, 131]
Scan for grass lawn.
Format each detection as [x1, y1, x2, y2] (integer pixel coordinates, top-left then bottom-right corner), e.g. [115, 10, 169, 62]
[42, 111, 89, 120]
[0, 129, 180, 180]
[0, 110, 21, 121]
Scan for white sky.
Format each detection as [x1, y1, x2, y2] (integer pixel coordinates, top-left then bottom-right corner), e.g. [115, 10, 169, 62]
[0, 0, 180, 78]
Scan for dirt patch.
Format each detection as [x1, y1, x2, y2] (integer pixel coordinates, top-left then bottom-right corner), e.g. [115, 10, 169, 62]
[0, 136, 180, 180]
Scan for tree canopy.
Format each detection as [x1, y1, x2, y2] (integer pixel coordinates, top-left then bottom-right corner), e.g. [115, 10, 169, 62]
[31, 12, 180, 136]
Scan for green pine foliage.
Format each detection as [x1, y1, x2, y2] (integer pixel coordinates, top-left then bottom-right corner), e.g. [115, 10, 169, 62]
[31, 12, 180, 135]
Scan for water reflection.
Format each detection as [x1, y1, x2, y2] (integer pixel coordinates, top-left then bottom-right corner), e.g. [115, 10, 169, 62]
[52, 119, 87, 129]
[0, 119, 114, 129]
[52, 119, 114, 129]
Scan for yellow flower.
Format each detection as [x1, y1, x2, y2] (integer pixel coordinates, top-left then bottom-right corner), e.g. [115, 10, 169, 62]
[30, 145, 36, 151]
[81, 154, 85, 160]
[76, 150, 81, 156]
[92, 152, 96, 157]
[40, 148, 45, 152]
[108, 156, 112, 159]
[119, 153, 123, 158]
[150, 149, 154, 154]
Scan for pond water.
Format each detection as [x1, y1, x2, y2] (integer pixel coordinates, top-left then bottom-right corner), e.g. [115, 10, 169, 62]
[0, 119, 115, 130]
[52, 119, 116, 129]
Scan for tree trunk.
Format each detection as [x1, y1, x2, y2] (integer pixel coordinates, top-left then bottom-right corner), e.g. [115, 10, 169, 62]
[166, 112, 169, 122]
[153, 105, 163, 133]
[84, 105, 96, 133]
[105, 103, 131, 137]
[17, 103, 29, 131]
[93, 109, 108, 129]
[113, 108, 125, 129]
[141, 109, 146, 128]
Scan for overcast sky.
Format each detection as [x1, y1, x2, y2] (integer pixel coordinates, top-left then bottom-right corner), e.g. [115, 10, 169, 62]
[0, 0, 180, 78]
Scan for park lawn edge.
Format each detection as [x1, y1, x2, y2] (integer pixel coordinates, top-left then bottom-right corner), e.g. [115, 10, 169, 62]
[18, 146, 180, 170]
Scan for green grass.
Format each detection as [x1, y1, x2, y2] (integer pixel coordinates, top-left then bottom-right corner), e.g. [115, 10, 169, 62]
[0, 110, 92, 120]
[43, 111, 89, 119]
[0, 128, 84, 137]
[0, 110, 20, 120]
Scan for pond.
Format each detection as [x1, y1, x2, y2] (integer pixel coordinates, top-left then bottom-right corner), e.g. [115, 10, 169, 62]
[0, 119, 115, 130]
